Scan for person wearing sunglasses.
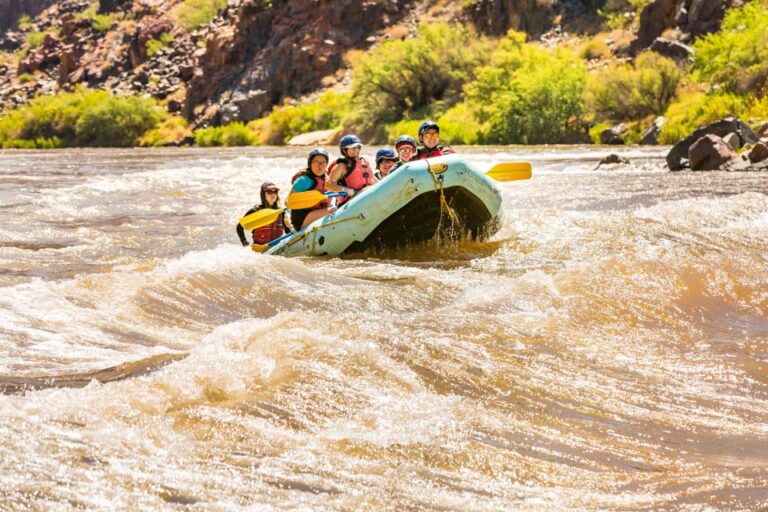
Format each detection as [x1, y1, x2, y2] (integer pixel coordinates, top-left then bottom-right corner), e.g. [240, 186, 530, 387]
[288, 147, 337, 230]
[236, 181, 294, 246]
[327, 134, 375, 205]
[416, 120, 455, 160]
[388, 134, 418, 173]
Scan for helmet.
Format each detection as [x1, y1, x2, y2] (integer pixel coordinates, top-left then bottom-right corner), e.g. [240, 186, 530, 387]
[307, 147, 329, 168]
[339, 134, 363, 155]
[418, 120, 439, 143]
[375, 148, 397, 167]
[394, 135, 417, 150]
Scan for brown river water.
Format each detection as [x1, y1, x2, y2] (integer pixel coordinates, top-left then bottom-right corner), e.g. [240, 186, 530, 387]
[0, 146, 767, 510]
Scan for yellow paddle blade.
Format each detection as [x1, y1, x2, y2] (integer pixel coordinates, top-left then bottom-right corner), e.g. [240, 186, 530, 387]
[285, 190, 328, 210]
[251, 242, 269, 253]
[239, 208, 283, 231]
[485, 162, 532, 182]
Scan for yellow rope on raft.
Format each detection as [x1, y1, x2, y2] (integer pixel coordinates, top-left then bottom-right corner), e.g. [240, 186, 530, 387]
[427, 162, 459, 235]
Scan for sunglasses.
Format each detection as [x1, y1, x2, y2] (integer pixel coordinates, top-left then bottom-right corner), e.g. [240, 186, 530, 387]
[265, 189, 279, 194]
[344, 144, 363, 151]
[423, 131, 439, 139]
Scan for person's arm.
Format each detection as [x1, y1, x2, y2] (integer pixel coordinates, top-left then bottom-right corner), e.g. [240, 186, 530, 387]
[282, 210, 296, 233]
[441, 145, 456, 154]
[326, 161, 356, 196]
[236, 207, 257, 246]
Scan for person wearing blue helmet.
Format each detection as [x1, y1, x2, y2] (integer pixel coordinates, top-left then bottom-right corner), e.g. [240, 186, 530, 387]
[416, 120, 455, 160]
[389, 134, 417, 173]
[374, 148, 398, 180]
[327, 134, 374, 203]
[288, 147, 335, 229]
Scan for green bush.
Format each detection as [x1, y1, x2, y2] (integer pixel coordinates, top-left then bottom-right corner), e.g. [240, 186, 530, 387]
[75, 95, 161, 146]
[692, 0, 768, 95]
[658, 90, 746, 143]
[436, 103, 481, 145]
[194, 122, 255, 146]
[173, 0, 228, 30]
[250, 90, 350, 144]
[0, 88, 163, 148]
[349, 22, 493, 135]
[585, 52, 682, 122]
[465, 31, 588, 144]
[146, 33, 174, 57]
[25, 31, 46, 49]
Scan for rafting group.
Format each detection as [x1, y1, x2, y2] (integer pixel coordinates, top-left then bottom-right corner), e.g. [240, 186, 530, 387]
[236, 120, 455, 247]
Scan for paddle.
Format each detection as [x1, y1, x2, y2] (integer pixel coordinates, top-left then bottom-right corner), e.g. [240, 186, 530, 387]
[239, 208, 284, 231]
[286, 191, 347, 210]
[485, 162, 532, 182]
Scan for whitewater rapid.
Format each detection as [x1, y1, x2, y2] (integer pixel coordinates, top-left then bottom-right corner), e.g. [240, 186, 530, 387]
[1, 146, 767, 510]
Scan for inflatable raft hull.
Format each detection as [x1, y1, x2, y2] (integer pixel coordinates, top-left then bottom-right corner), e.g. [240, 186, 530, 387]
[267, 154, 503, 257]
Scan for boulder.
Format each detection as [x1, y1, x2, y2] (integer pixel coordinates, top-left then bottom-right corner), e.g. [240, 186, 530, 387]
[595, 153, 630, 169]
[757, 122, 768, 138]
[722, 131, 740, 151]
[287, 128, 338, 146]
[688, 134, 737, 170]
[631, 0, 678, 53]
[600, 124, 625, 145]
[747, 142, 768, 164]
[649, 37, 694, 62]
[666, 117, 759, 170]
[640, 116, 666, 145]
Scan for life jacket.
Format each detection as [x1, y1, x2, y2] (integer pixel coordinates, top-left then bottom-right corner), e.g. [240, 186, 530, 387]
[290, 168, 328, 209]
[416, 145, 454, 160]
[328, 157, 374, 191]
[251, 207, 285, 244]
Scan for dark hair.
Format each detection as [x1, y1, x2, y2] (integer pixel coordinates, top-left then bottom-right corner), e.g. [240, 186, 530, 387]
[260, 182, 281, 209]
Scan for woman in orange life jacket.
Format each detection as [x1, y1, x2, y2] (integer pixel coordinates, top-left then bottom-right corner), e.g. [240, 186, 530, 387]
[288, 147, 335, 230]
[236, 182, 295, 246]
[416, 120, 455, 160]
[373, 148, 398, 180]
[389, 134, 417, 173]
[327, 135, 375, 204]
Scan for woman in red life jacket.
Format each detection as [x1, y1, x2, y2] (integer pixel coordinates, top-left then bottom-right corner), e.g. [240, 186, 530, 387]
[327, 135, 375, 204]
[416, 120, 455, 160]
[236, 182, 294, 246]
[288, 148, 335, 230]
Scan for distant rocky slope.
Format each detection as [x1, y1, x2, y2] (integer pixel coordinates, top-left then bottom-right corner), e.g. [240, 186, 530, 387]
[0, 0, 740, 129]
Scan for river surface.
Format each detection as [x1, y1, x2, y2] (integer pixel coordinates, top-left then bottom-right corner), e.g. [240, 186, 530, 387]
[0, 146, 767, 510]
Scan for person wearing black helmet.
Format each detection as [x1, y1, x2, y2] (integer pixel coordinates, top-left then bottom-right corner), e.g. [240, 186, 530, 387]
[288, 147, 335, 229]
[374, 148, 398, 180]
[236, 182, 294, 246]
[416, 120, 455, 160]
[327, 134, 375, 204]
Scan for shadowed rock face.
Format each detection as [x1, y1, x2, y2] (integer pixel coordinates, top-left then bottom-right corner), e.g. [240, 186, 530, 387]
[0, 0, 56, 33]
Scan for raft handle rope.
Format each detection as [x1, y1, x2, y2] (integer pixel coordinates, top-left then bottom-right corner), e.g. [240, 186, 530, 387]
[427, 163, 459, 234]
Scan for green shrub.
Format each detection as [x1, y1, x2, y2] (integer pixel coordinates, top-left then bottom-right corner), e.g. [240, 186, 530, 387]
[658, 90, 746, 143]
[250, 90, 350, 144]
[436, 103, 481, 145]
[75, 95, 161, 146]
[349, 22, 493, 134]
[139, 115, 191, 146]
[194, 122, 255, 146]
[383, 120, 422, 145]
[0, 88, 163, 148]
[18, 15, 32, 31]
[25, 31, 46, 49]
[585, 52, 682, 122]
[146, 33, 174, 56]
[173, 0, 228, 30]
[18, 73, 35, 83]
[692, 0, 768, 95]
[465, 31, 588, 144]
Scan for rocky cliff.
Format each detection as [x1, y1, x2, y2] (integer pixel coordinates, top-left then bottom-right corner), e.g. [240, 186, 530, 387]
[0, 0, 740, 129]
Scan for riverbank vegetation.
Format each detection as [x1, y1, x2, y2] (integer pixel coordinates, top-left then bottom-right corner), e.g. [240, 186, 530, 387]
[0, 0, 765, 148]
